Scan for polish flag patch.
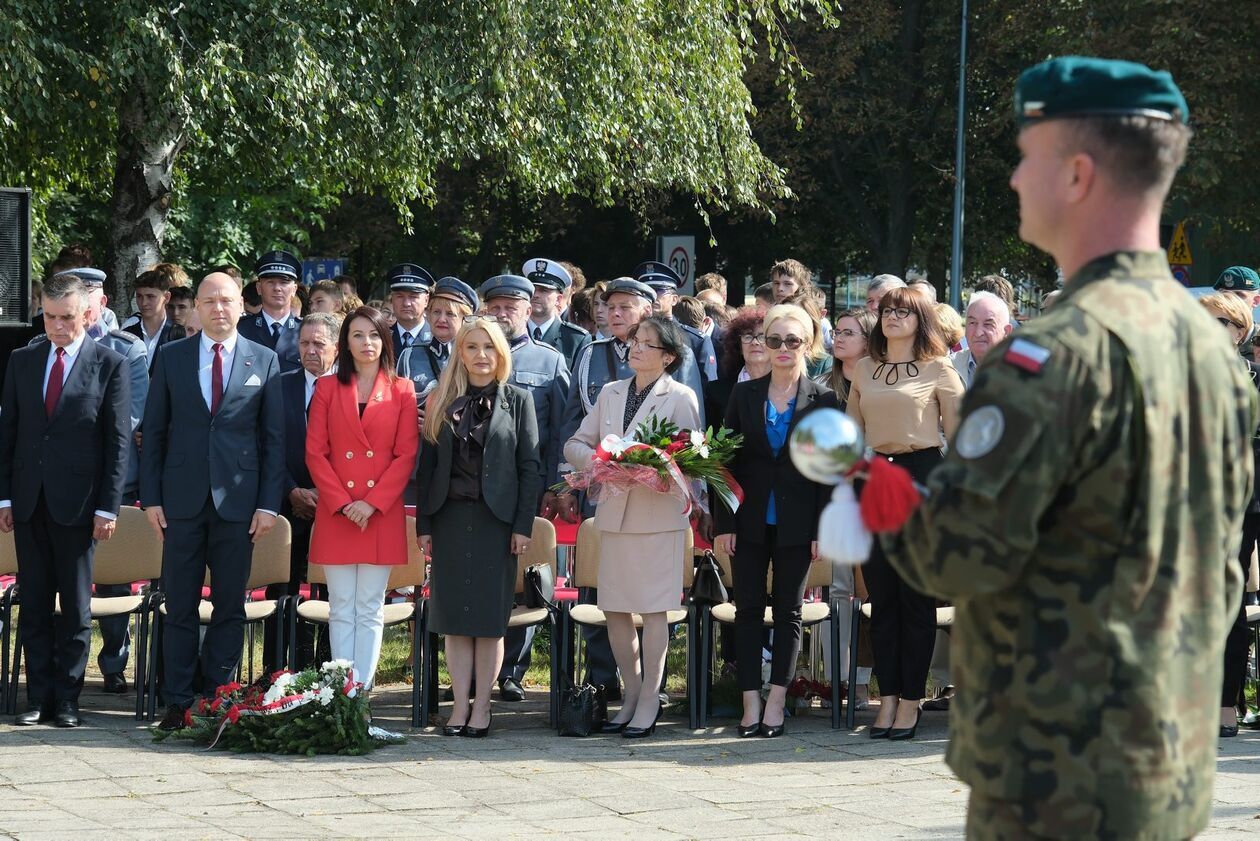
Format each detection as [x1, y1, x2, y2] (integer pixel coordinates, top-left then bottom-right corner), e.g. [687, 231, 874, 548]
[1003, 338, 1051, 374]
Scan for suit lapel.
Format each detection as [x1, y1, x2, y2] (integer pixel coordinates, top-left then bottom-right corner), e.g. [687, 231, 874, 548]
[626, 376, 674, 436]
[541, 319, 561, 349]
[746, 375, 774, 456]
[220, 337, 256, 413]
[50, 338, 99, 422]
[337, 374, 374, 450]
[358, 369, 392, 443]
[777, 375, 821, 461]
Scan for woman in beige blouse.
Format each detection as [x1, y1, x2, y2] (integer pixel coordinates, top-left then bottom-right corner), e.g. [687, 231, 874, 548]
[847, 287, 964, 740]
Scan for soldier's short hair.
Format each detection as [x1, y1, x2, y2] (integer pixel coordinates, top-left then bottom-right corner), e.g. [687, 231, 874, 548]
[1062, 115, 1191, 198]
[42, 273, 89, 313]
[673, 296, 706, 330]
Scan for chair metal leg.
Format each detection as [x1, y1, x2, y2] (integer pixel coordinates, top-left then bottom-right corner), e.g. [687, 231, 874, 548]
[547, 610, 560, 728]
[830, 600, 842, 729]
[146, 599, 163, 721]
[410, 606, 422, 728]
[134, 604, 149, 720]
[686, 608, 698, 730]
[288, 594, 300, 672]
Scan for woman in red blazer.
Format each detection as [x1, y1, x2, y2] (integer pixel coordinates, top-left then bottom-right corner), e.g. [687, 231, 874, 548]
[306, 306, 419, 689]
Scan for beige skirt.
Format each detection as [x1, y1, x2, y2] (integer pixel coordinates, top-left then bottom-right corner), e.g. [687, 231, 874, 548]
[596, 529, 686, 614]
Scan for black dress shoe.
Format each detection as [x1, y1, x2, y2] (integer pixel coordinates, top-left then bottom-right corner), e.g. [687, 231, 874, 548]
[103, 673, 128, 694]
[498, 678, 525, 702]
[869, 725, 891, 739]
[598, 719, 630, 734]
[14, 704, 52, 726]
[623, 706, 662, 739]
[54, 701, 82, 728]
[889, 710, 922, 741]
[461, 713, 492, 738]
[760, 721, 785, 738]
[737, 722, 761, 738]
[1220, 724, 1240, 738]
[157, 704, 187, 732]
[442, 724, 466, 737]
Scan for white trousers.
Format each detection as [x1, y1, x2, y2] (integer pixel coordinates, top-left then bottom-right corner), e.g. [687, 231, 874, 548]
[323, 564, 393, 689]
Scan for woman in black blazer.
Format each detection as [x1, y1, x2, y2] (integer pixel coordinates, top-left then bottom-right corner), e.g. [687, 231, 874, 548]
[416, 318, 541, 738]
[714, 304, 837, 738]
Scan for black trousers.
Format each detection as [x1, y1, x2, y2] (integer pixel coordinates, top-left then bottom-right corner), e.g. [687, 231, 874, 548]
[262, 518, 329, 672]
[866, 449, 941, 701]
[160, 498, 254, 709]
[1223, 509, 1259, 707]
[15, 495, 95, 704]
[732, 528, 812, 692]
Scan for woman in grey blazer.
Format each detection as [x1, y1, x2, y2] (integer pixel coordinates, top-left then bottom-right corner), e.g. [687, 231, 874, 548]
[416, 319, 541, 738]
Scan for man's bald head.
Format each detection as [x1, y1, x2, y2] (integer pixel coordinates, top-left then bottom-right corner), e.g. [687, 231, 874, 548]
[196, 272, 243, 340]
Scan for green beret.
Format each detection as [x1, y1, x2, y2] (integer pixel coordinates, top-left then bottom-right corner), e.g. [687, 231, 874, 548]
[1014, 56, 1188, 127]
[1214, 266, 1260, 292]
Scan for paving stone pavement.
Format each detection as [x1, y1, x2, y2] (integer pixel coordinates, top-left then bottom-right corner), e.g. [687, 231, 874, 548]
[1, 685, 1257, 839]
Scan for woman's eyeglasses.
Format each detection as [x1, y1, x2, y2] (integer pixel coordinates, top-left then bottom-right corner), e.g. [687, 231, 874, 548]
[1217, 316, 1244, 330]
[764, 335, 805, 350]
[740, 333, 766, 345]
[881, 307, 913, 320]
[628, 338, 666, 351]
[834, 329, 863, 339]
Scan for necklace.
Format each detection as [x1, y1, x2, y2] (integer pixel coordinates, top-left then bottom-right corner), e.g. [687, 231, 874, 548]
[872, 361, 919, 385]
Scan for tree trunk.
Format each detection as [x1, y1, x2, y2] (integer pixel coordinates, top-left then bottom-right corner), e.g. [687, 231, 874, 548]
[107, 86, 185, 316]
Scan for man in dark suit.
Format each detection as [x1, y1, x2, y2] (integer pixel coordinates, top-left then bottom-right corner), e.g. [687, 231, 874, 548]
[264, 312, 339, 672]
[122, 267, 185, 371]
[142, 272, 285, 731]
[386, 263, 435, 357]
[237, 251, 302, 372]
[0, 274, 130, 727]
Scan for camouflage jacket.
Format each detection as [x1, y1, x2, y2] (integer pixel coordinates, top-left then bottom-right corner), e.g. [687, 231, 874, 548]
[884, 251, 1256, 839]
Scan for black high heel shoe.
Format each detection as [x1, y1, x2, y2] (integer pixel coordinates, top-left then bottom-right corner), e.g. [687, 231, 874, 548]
[760, 719, 785, 738]
[598, 719, 631, 734]
[461, 712, 493, 738]
[869, 724, 892, 739]
[737, 722, 761, 738]
[623, 706, 663, 739]
[888, 709, 921, 741]
[442, 723, 466, 737]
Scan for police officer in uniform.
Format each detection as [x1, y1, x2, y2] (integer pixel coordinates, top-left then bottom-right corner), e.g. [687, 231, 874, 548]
[875, 58, 1256, 840]
[480, 273, 572, 701]
[523, 257, 592, 370]
[386, 263, 435, 358]
[396, 276, 478, 408]
[634, 260, 717, 384]
[29, 267, 148, 694]
[237, 251, 302, 372]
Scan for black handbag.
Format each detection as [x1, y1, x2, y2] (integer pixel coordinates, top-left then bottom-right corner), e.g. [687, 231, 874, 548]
[688, 549, 728, 607]
[523, 563, 556, 609]
[558, 677, 603, 737]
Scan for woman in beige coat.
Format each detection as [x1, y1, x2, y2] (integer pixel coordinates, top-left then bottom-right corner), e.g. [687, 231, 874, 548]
[565, 317, 701, 738]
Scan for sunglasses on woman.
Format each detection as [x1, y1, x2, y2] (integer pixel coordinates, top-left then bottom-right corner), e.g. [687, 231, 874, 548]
[764, 335, 805, 350]
[1217, 316, 1245, 330]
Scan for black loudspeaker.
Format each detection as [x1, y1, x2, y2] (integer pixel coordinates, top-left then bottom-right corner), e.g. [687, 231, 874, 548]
[0, 187, 31, 326]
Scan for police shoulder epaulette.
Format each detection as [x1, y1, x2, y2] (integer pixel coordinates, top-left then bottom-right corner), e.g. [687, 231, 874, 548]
[108, 329, 141, 344]
[1002, 337, 1051, 374]
[561, 321, 590, 337]
[26, 333, 48, 347]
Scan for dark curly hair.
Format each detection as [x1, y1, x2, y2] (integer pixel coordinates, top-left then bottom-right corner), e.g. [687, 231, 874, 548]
[720, 307, 765, 376]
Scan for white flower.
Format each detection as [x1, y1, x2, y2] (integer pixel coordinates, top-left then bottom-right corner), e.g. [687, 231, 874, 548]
[316, 687, 335, 707]
[263, 684, 284, 704]
[689, 430, 706, 448]
[322, 659, 353, 674]
[601, 434, 628, 456]
[697, 444, 710, 458]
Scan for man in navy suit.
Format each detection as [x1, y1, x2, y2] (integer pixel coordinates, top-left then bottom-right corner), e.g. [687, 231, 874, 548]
[263, 312, 339, 672]
[0, 274, 130, 727]
[141, 272, 285, 731]
[237, 251, 302, 372]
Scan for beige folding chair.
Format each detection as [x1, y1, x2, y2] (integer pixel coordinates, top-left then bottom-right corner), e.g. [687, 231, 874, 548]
[419, 517, 559, 728]
[696, 545, 833, 728]
[145, 516, 294, 719]
[565, 519, 699, 729]
[296, 515, 427, 724]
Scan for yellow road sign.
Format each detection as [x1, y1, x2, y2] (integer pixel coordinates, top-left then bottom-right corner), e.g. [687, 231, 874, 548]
[1167, 221, 1192, 265]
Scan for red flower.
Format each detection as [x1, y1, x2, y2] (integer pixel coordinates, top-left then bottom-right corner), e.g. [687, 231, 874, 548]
[217, 681, 243, 696]
[183, 709, 194, 727]
[664, 441, 687, 455]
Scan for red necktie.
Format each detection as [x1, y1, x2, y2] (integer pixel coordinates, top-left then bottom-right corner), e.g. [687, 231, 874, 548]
[210, 343, 224, 415]
[45, 347, 66, 418]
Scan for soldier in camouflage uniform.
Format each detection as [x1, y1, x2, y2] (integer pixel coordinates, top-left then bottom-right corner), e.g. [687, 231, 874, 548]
[881, 57, 1257, 840]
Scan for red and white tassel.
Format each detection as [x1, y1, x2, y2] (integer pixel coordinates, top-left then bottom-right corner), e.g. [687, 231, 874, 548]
[859, 457, 922, 533]
[817, 482, 872, 566]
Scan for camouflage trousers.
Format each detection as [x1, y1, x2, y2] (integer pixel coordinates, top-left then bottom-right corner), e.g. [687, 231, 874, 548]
[965, 791, 1193, 841]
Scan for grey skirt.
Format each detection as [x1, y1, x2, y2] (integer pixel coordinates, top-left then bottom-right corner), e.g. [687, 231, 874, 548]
[428, 498, 516, 637]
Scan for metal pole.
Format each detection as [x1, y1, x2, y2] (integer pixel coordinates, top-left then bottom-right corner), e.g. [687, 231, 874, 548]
[949, 0, 969, 311]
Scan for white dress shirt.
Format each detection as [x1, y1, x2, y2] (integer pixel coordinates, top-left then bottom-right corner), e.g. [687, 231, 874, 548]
[304, 369, 320, 409]
[397, 322, 425, 348]
[198, 332, 238, 409]
[139, 317, 168, 359]
[529, 315, 557, 340]
[1, 334, 115, 520]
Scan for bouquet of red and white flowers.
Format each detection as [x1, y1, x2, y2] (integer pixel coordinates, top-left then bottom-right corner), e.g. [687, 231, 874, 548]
[557, 416, 744, 515]
[152, 660, 403, 755]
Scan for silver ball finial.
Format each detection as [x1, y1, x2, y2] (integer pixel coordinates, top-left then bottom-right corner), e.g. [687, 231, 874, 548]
[789, 408, 866, 484]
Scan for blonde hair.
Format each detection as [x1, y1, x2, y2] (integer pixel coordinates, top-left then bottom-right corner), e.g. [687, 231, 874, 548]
[1200, 293, 1254, 345]
[423, 319, 513, 443]
[934, 303, 964, 347]
[762, 303, 823, 362]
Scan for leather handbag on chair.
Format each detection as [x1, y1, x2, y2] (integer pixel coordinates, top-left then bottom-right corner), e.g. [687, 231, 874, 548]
[687, 549, 728, 607]
[523, 563, 556, 610]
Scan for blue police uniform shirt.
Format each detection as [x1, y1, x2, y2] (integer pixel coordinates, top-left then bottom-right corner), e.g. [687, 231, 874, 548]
[505, 333, 571, 487]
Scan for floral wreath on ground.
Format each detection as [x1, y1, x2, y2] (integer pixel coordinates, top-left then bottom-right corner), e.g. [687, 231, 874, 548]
[152, 659, 404, 755]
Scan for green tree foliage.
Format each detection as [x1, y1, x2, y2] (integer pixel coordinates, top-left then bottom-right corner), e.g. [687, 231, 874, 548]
[0, 0, 834, 305]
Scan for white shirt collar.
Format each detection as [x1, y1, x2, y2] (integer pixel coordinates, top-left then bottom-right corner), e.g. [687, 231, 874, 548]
[54, 332, 88, 360]
[262, 310, 288, 330]
[529, 315, 557, 335]
[201, 332, 239, 354]
[142, 317, 167, 340]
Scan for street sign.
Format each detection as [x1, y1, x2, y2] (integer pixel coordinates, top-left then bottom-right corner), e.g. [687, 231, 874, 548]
[656, 235, 695, 294]
[302, 258, 345, 286]
[1170, 264, 1191, 286]
[1167, 222, 1192, 265]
